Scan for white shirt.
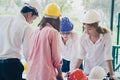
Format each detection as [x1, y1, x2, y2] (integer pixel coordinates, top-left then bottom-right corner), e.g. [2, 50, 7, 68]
[78, 32, 113, 75]
[60, 32, 80, 71]
[0, 14, 32, 59]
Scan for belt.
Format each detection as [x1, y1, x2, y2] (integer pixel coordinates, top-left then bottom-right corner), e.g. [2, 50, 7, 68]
[0, 58, 20, 63]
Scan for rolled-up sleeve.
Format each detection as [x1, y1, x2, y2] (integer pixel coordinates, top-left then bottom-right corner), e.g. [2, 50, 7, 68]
[104, 33, 113, 60]
[78, 36, 86, 60]
[50, 30, 62, 68]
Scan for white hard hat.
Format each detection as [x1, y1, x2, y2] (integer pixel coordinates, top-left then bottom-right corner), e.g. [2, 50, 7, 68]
[29, 0, 40, 12]
[81, 10, 101, 24]
[88, 66, 106, 80]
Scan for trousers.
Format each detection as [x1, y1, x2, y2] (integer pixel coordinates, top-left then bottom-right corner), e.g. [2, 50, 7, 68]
[0, 58, 24, 80]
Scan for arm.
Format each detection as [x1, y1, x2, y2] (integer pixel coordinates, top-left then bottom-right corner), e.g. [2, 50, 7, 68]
[104, 33, 116, 79]
[106, 60, 114, 76]
[64, 59, 83, 78]
[74, 35, 85, 69]
[106, 60, 118, 79]
[23, 26, 32, 60]
[74, 34, 84, 69]
[56, 67, 63, 80]
[50, 30, 63, 80]
[75, 59, 83, 69]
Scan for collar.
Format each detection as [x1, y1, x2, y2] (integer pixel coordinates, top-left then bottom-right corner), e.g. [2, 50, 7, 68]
[85, 33, 104, 41]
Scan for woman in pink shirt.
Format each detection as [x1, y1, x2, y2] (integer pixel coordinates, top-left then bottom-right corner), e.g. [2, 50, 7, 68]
[26, 3, 63, 80]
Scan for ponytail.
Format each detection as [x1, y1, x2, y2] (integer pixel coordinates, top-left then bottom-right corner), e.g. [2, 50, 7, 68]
[96, 26, 110, 34]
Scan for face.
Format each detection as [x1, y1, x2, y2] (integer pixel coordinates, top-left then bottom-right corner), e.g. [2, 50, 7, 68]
[60, 32, 71, 41]
[26, 12, 37, 24]
[83, 24, 97, 36]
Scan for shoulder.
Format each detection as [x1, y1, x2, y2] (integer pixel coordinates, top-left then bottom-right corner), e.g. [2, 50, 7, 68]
[30, 28, 39, 36]
[71, 32, 80, 40]
[103, 32, 111, 38]
[45, 26, 58, 34]
[104, 32, 111, 36]
[0, 15, 14, 22]
[38, 26, 59, 39]
[14, 15, 30, 30]
[71, 32, 79, 37]
[14, 14, 29, 26]
[80, 32, 87, 40]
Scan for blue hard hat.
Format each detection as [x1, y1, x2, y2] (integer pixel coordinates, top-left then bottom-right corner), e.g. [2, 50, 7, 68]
[60, 17, 73, 32]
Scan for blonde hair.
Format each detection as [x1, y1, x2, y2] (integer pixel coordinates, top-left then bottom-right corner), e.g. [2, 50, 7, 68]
[96, 26, 110, 34]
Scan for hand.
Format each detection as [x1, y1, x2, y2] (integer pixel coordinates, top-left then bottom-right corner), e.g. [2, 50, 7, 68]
[110, 75, 118, 80]
[64, 72, 70, 77]
[56, 74, 63, 80]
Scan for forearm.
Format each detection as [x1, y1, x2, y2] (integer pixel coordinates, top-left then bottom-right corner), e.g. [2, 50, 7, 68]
[56, 67, 63, 80]
[57, 67, 62, 75]
[106, 60, 114, 76]
[75, 59, 83, 69]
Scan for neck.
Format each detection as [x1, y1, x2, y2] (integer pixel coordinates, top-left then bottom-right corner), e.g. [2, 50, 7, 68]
[46, 23, 52, 27]
[89, 33, 100, 44]
[91, 31, 99, 37]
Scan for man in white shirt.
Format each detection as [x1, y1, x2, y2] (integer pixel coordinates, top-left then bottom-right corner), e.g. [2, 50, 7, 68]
[0, 3, 38, 80]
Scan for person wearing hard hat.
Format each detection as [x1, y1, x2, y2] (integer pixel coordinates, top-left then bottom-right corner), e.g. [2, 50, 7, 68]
[74, 9, 117, 79]
[26, 3, 63, 80]
[0, 3, 38, 80]
[59, 17, 83, 78]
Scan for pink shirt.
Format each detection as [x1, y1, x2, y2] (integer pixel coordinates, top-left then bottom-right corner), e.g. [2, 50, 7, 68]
[26, 26, 62, 80]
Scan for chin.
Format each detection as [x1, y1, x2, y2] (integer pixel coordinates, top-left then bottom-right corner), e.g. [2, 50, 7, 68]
[29, 22, 33, 24]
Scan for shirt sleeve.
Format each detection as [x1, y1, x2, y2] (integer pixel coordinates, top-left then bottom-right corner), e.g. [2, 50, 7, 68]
[104, 33, 113, 60]
[22, 26, 32, 60]
[50, 30, 62, 68]
[74, 34, 82, 59]
[78, 35, 86, 60]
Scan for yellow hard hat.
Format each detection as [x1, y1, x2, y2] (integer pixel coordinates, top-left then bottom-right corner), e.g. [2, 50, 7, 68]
[43, 3, 62, 17]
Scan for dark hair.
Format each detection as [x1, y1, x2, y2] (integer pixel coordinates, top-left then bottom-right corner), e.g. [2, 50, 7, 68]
[83, 22, 110, 34]
[38, 16, 60, 31]
[21, 3, 39, 16]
